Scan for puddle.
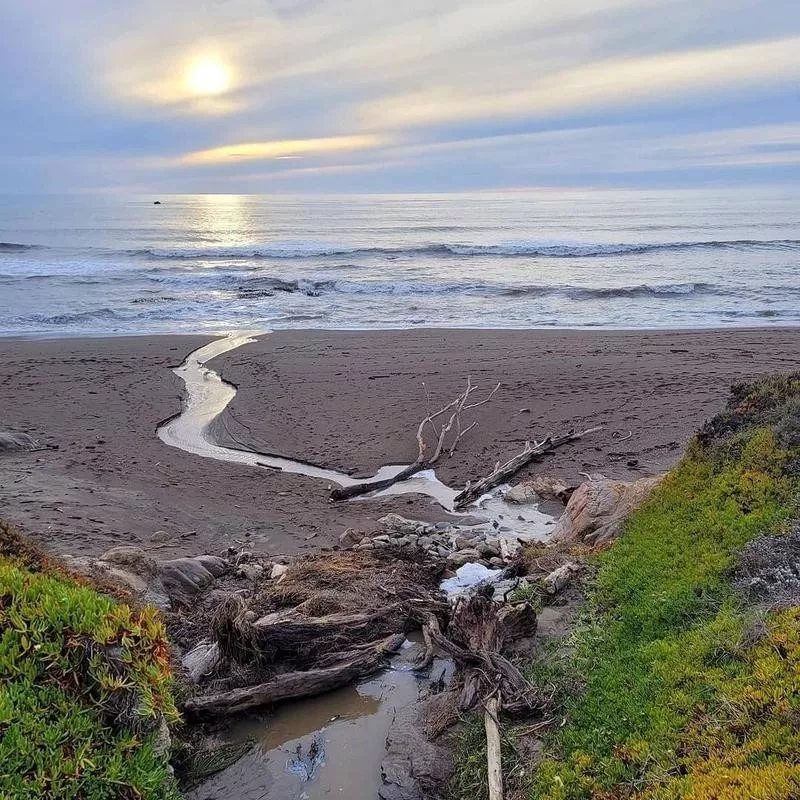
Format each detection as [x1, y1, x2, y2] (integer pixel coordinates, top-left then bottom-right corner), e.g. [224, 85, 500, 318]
[188, 640, 450, 800]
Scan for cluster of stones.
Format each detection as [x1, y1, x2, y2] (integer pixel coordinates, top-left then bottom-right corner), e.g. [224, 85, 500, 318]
[342, 513, 516, 570]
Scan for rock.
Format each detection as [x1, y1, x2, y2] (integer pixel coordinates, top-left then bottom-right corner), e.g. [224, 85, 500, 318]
[453, 534, 474, 550]
[395, 536, 411, 547]
[551, 474, 664, 545]
[436, 546, 451, 559]
[152, 716, 171, 758]
[160, 557, 218, 604]
[238, 563, 264, 581]
[100, 546, 159, 578]
[149, 530, 172, 544]
[477, 541, 500, 558]
[379, 699, 454, 800]
[373, 534, 391, 544]
[446, 548, 481, 569]
[418, 536, 434, 548]
[339, 528, 362, 546]
[544, 563, 580, 595]
[62, 552, 171, 611]
[505, 475, 572, 504]
[489, 556, 504, 568]
[194, 555, 228, 578]
[378, 514, 429, 536]
[270, 563, 290, 580]
[182, 641, 221, 683]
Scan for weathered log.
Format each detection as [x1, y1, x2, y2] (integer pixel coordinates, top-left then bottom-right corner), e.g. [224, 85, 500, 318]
[330, 463, 426, 501]
[453, 426, 603, 509]
[484, 694, 504, 800]
[183, 645, 392, 720]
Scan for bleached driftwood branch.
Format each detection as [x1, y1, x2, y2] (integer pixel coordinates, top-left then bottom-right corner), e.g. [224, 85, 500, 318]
[452, 425, 603, 509]
[330, 377, 500, 501]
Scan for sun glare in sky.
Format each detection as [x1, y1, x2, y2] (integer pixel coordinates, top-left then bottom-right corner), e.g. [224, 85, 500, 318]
[186, 57, 230, 96]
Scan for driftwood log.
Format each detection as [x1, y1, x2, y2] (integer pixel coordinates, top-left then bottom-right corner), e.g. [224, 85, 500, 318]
[213, 595, 409, 667]
[453, 426, 603, 509]
[183, 634, 405, 720]
[330, 377, 500, 501]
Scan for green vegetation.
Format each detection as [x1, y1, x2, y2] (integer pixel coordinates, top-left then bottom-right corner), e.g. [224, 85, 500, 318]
[531, 374, 800, 799]
[0, 523, 180, 799]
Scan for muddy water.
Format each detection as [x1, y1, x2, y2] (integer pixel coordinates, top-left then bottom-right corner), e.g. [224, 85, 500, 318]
[189, 641, 449, 800]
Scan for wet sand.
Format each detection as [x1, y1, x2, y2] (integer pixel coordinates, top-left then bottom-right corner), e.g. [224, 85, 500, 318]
[1, 328, 799, 558]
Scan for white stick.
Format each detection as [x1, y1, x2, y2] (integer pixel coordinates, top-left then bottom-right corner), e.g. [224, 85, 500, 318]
[484, 694, 504, 800]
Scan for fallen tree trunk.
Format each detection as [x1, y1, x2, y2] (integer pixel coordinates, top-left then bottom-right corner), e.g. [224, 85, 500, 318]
[183, 637, 403, 720]
[330, 463, 426, 502]
[453, 426, 602, 509]
[213, 596, 406, 667]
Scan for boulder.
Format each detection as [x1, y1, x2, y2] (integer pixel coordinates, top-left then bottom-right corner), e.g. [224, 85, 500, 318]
[194, 555, 228, 578]
[270, 563, 289, 580]
[339, 528, 362, 547]
[505, 475, 572, 504]
[446, 548, 481, 569]
[100, 546, 159, 578]
[159, 557, 219, 604]
[551, 474, 664, 545]
[543, 562, 580, 595]
[378, 514, 432, 536]
[238, 562, 264, 581]
[62, 551, 171, 611]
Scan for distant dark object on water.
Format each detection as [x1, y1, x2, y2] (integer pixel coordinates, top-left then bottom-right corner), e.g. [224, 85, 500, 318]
[153, 201, 161, 205]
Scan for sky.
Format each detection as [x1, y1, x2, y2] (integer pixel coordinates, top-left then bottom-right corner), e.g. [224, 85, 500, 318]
[1, 0, 799, 193]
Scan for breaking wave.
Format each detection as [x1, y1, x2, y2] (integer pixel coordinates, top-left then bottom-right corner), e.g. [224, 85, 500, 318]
[132, 239, 800, 260]
[230, 276, 720, 300]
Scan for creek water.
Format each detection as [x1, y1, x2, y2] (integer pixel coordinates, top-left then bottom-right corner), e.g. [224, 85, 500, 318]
[188, 641, 449, 800]
[157, 331, 555, 537]
[160, 333, 554, 798]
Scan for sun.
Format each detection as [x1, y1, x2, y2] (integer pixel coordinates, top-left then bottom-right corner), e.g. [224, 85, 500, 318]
[186, 57, 230, 96]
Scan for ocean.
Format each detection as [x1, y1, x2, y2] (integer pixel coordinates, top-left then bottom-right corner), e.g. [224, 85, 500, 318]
[1, 189, 798, 336]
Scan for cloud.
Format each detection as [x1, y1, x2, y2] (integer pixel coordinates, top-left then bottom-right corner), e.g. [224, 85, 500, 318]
[180, 135, 386, 165]
[1, 0, 799, 191]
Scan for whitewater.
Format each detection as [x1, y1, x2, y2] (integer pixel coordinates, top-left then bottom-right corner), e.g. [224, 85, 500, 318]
[1, 188, 799, 335]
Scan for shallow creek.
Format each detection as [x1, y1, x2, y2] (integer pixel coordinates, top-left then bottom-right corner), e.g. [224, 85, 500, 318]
[188, 640, 452, 800]
[160, 333, 554, 798]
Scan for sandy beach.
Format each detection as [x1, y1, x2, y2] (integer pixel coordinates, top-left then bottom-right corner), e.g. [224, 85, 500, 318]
[1, 327, 799, 559]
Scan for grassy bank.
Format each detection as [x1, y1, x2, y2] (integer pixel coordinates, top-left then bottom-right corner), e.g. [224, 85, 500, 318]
[450, 375, 800, 800]
[0, 524, 180, 799]
[531, 375, 800, 799]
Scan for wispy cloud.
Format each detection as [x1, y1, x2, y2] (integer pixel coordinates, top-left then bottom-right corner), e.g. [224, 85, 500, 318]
[180, 135, 386, 165]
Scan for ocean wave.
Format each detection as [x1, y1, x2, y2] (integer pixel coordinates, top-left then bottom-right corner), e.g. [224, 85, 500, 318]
[33, 308, 119, 325]
[131, 239, 800, 261]
[230, 276, 720, 300]
[0, 242, 41, 252]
